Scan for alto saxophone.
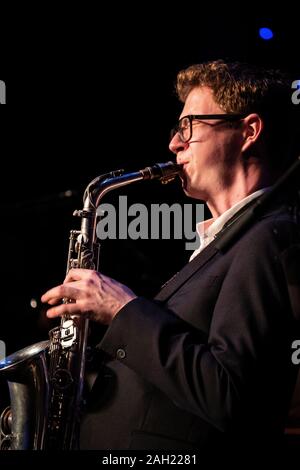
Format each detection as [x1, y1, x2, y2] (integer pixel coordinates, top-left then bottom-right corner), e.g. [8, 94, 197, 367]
[0, 161, 182, 450]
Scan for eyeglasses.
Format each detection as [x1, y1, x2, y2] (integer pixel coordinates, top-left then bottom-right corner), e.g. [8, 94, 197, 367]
[170, 114, 246, 143]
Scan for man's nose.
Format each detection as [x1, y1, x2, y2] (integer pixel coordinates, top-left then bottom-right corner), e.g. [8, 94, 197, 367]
[169, 133, 186, 154]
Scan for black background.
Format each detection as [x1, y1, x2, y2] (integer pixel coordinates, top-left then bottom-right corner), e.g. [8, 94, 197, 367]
[0, 9, 299, 354]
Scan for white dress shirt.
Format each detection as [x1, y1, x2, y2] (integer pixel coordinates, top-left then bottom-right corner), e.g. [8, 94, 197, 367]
[189, 188, 270, 261]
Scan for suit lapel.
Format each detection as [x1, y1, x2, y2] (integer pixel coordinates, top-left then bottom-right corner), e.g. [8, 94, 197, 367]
[154, 241, 220, 302]
[154, 198, 281, 303]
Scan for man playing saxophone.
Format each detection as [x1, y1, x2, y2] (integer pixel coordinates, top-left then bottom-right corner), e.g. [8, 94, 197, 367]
[42, 60, 300, 456]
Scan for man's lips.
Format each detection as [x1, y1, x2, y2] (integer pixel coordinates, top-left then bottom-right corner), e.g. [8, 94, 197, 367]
[177, 160, 189, 169]
[180, 162, 189, 174]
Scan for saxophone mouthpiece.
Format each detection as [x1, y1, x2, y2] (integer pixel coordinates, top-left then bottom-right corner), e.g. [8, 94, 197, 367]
[140, 161, 183, 183]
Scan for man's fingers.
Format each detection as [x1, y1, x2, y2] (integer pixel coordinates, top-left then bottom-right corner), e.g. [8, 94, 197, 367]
[46, 302, 80, 318]
[47, 297, 62, 305]
[64, 268, 93, 283]
[41, 285, 79, 304]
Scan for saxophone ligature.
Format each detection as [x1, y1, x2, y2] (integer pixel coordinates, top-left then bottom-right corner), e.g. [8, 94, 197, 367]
[0, 161, 182, 450]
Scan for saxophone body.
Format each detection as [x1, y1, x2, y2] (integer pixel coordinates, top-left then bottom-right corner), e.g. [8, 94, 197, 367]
[0, 161, 182, 450]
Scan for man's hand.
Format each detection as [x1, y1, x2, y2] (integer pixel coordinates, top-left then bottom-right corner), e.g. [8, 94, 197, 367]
[41, 268, 137, 324]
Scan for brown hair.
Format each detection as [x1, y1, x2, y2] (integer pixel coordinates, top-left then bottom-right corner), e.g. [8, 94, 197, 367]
[176, 60, 299, 172]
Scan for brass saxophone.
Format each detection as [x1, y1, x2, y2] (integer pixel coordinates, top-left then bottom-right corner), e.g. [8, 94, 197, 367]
[0, 161, 182, 450]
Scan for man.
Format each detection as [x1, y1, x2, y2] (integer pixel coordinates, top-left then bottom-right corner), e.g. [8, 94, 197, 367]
[42, 60, 300, 454]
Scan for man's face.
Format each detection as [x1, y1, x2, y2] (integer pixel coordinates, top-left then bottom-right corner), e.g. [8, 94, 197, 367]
[169, 86, 244, 201]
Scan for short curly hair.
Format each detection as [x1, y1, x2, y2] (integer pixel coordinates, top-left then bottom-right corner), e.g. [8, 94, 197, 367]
[176, 60, 299, 173]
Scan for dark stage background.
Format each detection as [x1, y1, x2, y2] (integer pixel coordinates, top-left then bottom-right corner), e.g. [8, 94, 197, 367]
[0, 10, 299, 357]
[0, 10, 299, 460]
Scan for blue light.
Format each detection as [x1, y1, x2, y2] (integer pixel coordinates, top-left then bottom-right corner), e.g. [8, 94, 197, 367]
[259, 27, 274, 40]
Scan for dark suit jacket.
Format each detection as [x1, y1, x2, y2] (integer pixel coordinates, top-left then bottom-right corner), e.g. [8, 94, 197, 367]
[80, 203, 300, 453]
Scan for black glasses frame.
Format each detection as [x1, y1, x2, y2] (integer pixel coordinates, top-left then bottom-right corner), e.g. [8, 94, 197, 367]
[171, 113, 246, 143]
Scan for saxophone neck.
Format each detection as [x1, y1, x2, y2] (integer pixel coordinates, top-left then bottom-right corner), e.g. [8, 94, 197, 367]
[88, 161, 182, 208]
[73, 161, 182, 246]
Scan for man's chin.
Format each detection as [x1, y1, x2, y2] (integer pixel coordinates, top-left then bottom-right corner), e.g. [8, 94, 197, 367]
[181, 179, 204, 200]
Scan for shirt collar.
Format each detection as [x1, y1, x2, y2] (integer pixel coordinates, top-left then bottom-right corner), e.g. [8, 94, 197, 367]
[196, 187, 271, 248]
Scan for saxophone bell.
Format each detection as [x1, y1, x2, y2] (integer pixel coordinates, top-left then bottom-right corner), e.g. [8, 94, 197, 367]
[0, 341, 49, 450]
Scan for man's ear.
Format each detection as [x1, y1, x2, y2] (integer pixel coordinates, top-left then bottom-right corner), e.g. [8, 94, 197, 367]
[241, 113, 264, 153]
